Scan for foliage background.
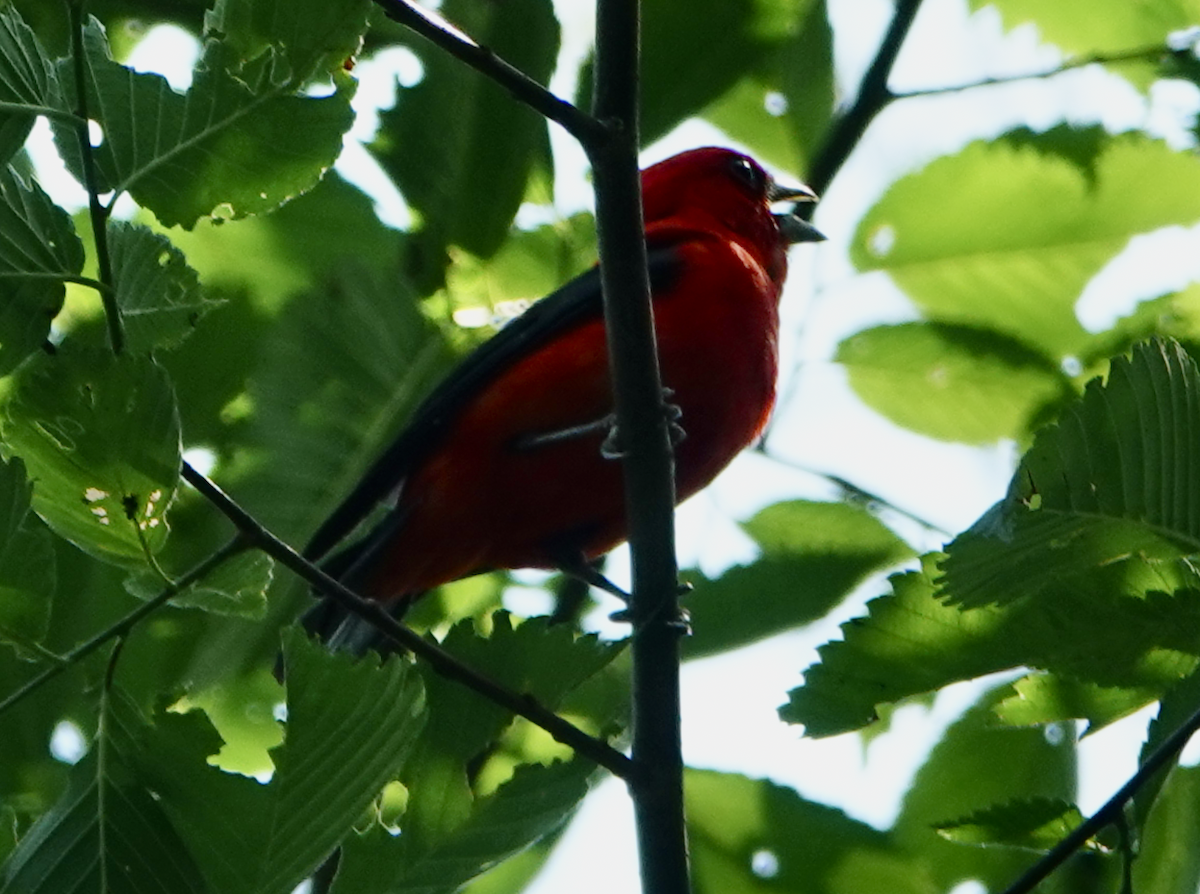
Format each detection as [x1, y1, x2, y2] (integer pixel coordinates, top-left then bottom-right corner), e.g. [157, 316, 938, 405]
[2, 0, 1200, 893]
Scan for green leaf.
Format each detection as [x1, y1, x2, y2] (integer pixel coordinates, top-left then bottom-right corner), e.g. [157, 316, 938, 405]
[700, 0, 833, 175]
[1132, 766, 1200, 894]
[637, 0, 818, 147]
[967, 0, 1192, 89]
[125, 550, 273, 618]
[685, 770, 935, 894]
[0, 687, 207, 894]
[54, 18, 355, 228]
[837, 322, 1071, 444]
[1132, 663, 1200, 831]
[108, 221, 223, 353]
[942, 338, 1200, 608]
[852, 128, 1200, 358]
[204, 0, 371, 84]
[0, 165, 85, 376]
[684, 499, 913, 659]
[146, 631, 426, 894]
[894, 689, 1077, 892]
[373, 0, 558, 284]
[0, 5, 63, 164]
[935, 798, 1088, 852]
[993, 673, 1158, 732]
[332, 759, 593, 894]
[397, 614, 622, 852]
[1, 348, 180, 566]
[0, 456, 53, 651]
[780, 555, 1017, 736]
[232, 268, 454, 546]
[222, 629, 426, 894]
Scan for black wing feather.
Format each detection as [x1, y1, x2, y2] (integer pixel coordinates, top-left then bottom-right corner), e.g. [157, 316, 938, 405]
[303, 246, 684, 562]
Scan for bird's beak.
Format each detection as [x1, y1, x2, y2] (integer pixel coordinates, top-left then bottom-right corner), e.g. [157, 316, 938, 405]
[774, 210, 825, 244]
[768, 180, 825, 244]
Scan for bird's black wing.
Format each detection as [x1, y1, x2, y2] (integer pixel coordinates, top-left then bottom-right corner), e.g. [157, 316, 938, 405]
[303, 247, 685, 562]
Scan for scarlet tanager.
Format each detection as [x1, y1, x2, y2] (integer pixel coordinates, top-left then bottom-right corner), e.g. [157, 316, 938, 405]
[303, 147, 823, 626]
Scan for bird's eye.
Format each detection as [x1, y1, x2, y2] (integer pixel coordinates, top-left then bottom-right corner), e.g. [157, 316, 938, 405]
[728, 155, 767, 194]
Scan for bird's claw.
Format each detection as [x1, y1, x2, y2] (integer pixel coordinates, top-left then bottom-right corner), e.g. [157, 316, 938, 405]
[600, 389, 685, 460]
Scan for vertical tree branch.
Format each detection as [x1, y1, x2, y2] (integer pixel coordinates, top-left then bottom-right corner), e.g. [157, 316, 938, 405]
[66, 0, 122, 353]
[588, 1, 689, 892]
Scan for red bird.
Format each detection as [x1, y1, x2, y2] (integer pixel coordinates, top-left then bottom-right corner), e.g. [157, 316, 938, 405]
[304, 147, 822, 621]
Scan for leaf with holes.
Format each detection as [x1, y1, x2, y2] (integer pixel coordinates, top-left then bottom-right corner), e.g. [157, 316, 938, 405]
[0, 165, 85, 376]
[53, 18, 354, 229]
[0, 347, 180, 565]
[108, 221, 223, 352]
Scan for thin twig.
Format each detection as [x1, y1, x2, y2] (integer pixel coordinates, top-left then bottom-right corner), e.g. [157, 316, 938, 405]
[894, 42, 1175, 102]
[179, 462, 634, 779]
[369, 0, 609, 149]
[65, 0, 121, 353]
[0, 536, 250, 719]
[1000, 696, 1200, 894]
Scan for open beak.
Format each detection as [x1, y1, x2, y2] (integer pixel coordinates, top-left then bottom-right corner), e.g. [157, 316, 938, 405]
[768, 180, 825, 244]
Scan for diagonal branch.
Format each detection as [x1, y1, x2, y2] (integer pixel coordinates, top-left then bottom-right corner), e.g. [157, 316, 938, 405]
[805, 0, 925, 197]
[369, 0, 609, 147]
[1000, 697, 1200, 894]
[179, 462, 634, 780]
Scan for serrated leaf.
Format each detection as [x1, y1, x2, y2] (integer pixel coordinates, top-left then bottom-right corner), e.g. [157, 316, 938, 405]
[942, 338, 1200, 608]
[837, 322, 1070, 444]
[0, 687, 207, 894]
[0, 456, 53, 651]
[994, 673, 1157, 732]
[685, 769, 935, 894]
[1, 348, 180, 565]
[54, 18, 354, 228]
[205, 0, 371, 84]
[108, 221, 223, 352]
[852, 128, 1200, 358]
[780, 556, 1013, 736]
[332, 759, 592, 894]
[125, 550, 273, 618]
[0, 5, 63, 164]
[684, 499, 913, 659]
[935, 798, 1088, 852]
[0, 165, 85, 375]
[218, 629, 428, 894]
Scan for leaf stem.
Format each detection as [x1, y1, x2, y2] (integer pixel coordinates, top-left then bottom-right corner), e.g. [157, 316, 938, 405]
[179, 462, 635, 779]
[588, 0, 690, 890]
[369, 0, 609, 148]
[0, 101, 85, 126]
[0, 536, 250, 719]
[65, 0, 121, 354]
